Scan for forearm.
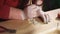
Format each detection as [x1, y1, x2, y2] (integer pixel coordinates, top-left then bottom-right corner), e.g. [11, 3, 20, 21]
[9, 7, 25, 20]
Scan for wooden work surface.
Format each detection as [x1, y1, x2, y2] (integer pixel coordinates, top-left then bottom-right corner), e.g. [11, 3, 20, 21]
[0, 9, 60, 34]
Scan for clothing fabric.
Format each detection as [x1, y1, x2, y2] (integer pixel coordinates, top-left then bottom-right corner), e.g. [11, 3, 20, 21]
[0, 0, 19, 19]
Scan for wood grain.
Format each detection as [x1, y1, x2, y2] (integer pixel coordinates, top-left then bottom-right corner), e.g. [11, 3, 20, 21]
[0, 9, 60, 34]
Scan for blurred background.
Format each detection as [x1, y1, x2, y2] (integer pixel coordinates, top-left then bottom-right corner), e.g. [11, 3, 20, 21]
[0, 0, 60, 34]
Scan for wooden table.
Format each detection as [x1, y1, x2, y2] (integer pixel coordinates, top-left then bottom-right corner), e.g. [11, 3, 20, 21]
[0, 9, 60, 34]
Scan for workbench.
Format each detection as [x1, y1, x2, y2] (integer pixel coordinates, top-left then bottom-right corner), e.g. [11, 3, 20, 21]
[0, 9, 60, 34]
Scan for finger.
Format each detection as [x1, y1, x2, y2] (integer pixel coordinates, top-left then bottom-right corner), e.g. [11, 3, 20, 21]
[41, 14, 47, 24]
[27, 5, 37, 9]
[27, 7, 39, 12]
[44, 14, 50, 24]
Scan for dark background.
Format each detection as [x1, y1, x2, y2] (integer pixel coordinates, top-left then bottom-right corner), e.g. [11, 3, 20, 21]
[43, 0, 60, 11]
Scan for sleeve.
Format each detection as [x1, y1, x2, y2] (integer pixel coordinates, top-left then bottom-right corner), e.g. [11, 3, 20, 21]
[0, 0, 10, 19]
[6, 0, 19, 7]
[0, 0, 4, 9]
[0, 5, 10, 19]
[0, 0, 19, 19]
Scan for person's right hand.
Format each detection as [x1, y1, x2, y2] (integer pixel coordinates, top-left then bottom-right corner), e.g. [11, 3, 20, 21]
[24, 4, 40, 19]
[24, 4, 49, 23]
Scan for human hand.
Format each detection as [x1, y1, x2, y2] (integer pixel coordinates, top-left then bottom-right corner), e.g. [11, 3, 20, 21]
[24, 4, 40, 19]
[24, 4, 50, 23]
